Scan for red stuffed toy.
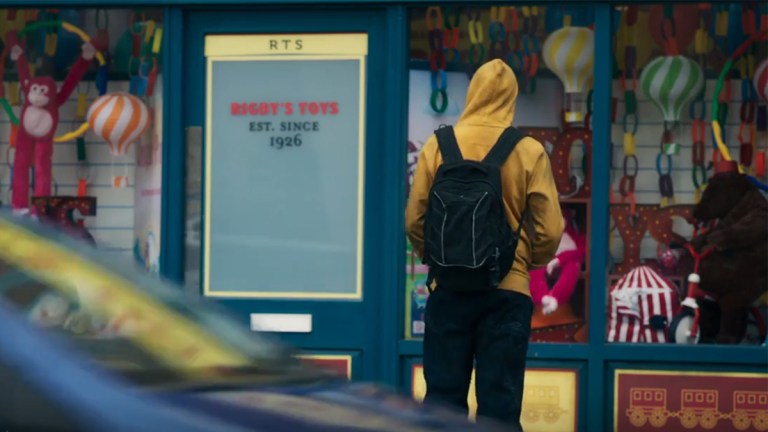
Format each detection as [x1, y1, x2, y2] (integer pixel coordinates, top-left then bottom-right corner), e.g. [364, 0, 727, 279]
[530, 208, 586, 315]
[9, 38, 95, 214]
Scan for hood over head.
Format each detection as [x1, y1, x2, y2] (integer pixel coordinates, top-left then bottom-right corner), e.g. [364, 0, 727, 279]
[457, 59, 519, 127]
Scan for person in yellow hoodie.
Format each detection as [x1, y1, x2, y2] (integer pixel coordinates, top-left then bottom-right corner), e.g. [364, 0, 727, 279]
[405, 59, 563, 430]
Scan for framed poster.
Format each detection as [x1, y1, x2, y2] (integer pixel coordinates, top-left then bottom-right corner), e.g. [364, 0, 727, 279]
[204, 34, 367, 299]
[614, 369, 768, 432]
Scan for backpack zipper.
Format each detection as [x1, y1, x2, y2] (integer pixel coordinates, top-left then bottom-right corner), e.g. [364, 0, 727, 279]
[432, 191, 447, 263]
[471, 192, 489, 266]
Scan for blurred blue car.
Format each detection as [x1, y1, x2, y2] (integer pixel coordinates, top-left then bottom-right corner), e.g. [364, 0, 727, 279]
[0, 213, 504, 432]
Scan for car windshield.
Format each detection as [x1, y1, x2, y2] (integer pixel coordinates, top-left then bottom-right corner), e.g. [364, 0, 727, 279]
[0, 214, 299, 387]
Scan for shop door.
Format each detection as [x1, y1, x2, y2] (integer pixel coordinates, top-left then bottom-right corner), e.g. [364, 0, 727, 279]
[183, 10, 393, 381]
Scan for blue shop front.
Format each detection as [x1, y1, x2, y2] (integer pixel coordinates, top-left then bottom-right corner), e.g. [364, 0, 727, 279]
[0, 1, 766, 431]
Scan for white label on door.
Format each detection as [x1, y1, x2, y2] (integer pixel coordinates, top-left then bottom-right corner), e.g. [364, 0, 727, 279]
[250, 313, 312, 333]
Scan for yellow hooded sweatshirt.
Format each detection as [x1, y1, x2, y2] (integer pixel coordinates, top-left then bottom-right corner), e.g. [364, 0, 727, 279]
[405, 59, 564, 297]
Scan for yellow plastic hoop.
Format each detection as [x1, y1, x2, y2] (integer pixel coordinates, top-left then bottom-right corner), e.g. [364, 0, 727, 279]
[54, 123, 91, 143]
[61, 22, 107, 66]
[58, 22, 106, 142]
[13, 21, 106, 143]
[710, 120, 740, 172]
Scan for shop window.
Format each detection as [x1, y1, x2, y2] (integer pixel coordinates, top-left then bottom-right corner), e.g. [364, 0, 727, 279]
[607, 4, 767, 346]
[0, 9, 164, 273]
[405, 5, 595, 343]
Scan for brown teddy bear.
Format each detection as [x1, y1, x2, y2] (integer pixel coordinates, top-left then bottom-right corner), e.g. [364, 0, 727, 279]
[688, 161, 768, 344]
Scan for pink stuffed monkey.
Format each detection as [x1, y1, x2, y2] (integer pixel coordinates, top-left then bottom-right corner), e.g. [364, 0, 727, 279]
[10, 38, 95, 213]
[530, 211, 586, 315]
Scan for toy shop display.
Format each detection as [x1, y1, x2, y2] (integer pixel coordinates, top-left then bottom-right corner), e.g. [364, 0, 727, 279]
[32, 195, 97, 244]
[87, 91, 151, 187]
[0, 9, 163, 256]
[406, 239, 429, 338]
[529, 211, 586, 317]
[639, 53, 704, 125]
[406, 5, 596, 342]
[609, 4, 767, 346]
[529, 207, 588, 343]
[639, 10, 705, 207]
[668, 160, 768, 344]
[542, 25, 594, 124]
[541, 15, 595, 200]
[607, 266, 680, 343]
[7, 28, 99, 213]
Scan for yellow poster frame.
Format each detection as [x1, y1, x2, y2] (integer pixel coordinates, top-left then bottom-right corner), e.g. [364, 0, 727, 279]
[203, 34, 367, 300]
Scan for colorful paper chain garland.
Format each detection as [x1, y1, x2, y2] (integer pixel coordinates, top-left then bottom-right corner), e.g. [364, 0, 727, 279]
[711, 29, 768, 191]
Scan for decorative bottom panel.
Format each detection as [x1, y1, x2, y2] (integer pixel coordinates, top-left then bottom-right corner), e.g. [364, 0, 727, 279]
[411, 365, 578, 432]
[614, 369, 768, 432]
[297, 354, 352, 380]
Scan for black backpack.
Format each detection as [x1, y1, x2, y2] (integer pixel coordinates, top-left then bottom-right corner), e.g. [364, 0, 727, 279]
[423, 125, 527, 292]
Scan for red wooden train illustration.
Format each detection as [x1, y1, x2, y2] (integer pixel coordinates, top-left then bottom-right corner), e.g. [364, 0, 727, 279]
[626, 388, 668, 428]
[732, 391, 768, 431]
[625, 388, 768, 430]
[679, 389, 719, 429]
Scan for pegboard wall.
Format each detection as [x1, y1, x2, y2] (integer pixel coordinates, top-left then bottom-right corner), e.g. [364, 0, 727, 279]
[0, 83, 141, 257]
[0, 9, 164, 260]
[609, 78, 768, 262]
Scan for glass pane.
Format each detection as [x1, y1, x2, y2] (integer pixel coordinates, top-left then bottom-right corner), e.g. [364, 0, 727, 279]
[196, 34, 367, 299]
[0, 217, 291, 385]
[0, 9, 165, 274]
[405, 6, 595, 343]
[607, 4, 767, 345]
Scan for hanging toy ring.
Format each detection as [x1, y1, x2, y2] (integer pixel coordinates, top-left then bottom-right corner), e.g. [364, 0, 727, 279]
[2, 21, 106, 143]
[711, 29, 768, 190]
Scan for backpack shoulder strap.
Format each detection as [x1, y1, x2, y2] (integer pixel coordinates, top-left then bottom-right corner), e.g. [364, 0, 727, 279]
[482, 127, 527, 167]
[434, 125, 463, 163]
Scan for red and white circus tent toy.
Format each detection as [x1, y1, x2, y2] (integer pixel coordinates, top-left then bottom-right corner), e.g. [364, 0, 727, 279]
[607, 266, 680, 343]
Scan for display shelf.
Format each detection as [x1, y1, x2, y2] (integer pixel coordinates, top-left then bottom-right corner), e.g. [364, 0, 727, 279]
[398, 339, 593, 359]
[603, 344, 768, 365]
[401, 339, 768, 365]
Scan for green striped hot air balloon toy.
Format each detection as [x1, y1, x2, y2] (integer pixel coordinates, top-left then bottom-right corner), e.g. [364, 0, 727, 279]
[640, 55, 705, 129]
[639, 54, 704, 206]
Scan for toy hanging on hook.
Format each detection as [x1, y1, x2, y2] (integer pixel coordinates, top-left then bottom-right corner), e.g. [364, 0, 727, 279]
[5, 21, 106, 214]
[1, 21, 107, 142]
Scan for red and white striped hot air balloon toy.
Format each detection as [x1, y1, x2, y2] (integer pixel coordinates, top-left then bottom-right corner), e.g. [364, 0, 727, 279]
[87, 92, 151, 188]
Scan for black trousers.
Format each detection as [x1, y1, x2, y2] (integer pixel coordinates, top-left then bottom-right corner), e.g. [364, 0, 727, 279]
[423, 288, 532, 432]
